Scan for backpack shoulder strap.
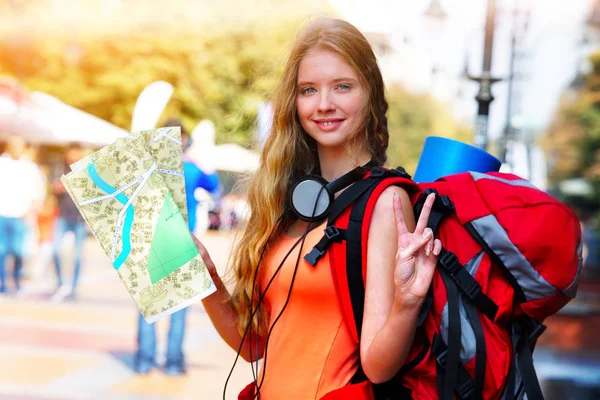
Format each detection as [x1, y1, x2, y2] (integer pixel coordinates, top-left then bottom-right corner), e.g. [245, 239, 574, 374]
[335, 173, 419, 394]
[334, 173, 419, 341]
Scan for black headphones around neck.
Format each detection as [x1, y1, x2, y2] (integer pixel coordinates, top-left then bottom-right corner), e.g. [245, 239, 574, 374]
[289, 160, 376, 221]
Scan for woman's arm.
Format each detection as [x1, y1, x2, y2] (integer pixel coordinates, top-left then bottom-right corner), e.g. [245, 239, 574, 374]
[360, 188, 440, 383]
[193, 236, 266, 362]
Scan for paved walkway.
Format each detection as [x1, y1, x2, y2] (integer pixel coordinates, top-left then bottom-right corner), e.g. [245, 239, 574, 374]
[0, 231, 252, 400]
[2, 230, 600, 400]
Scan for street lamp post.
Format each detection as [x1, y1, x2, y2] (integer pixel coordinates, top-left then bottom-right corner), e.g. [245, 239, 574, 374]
[425, 0, 502, 151]
[500, 7, 530, 166]
[466, 0, 502, 151]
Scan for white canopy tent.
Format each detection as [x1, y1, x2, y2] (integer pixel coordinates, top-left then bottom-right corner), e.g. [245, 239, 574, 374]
[212, 143, 260, 173]
[0, 84, 128, 147]
[189, 119, 259, 173]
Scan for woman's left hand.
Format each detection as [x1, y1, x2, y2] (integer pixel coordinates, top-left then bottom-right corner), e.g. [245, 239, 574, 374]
[392, 192, 442, 307]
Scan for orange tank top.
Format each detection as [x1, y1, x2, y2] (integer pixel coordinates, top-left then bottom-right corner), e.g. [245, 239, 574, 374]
[257, 223, 359, 400]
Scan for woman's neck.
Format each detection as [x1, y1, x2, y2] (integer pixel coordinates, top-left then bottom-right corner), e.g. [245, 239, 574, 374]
[317, 146, 372, 182]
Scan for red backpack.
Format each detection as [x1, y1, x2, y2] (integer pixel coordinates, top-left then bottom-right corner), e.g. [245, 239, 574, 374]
[307, 166, 582, 400]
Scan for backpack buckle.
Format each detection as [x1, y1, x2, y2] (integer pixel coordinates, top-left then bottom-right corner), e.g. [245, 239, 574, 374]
[324, 226, 343, 242]
[304, 227, 346, 267]
[438, 250, 483, 300]
[424, 188, 438, 197]
[423, 189, 454, 213]
[435, 349, 448, 368]
[304, 248, 324, 266]
[438, 251, 460, 275]
[456, 379, 475, 399]
[391, 166, 412, 179]
[439, 195, 455, 212]
[463, 278, 482, 300]
[370, 167, 385, 177]
[524, 318, 546, 343]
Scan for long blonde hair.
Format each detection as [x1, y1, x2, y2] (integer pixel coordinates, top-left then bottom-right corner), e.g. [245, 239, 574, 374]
[229, 17, 389, 335]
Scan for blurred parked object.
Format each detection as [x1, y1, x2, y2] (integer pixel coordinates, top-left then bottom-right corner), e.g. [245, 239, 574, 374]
[0, 81, 128, 146]
[130, 81, 174, 132]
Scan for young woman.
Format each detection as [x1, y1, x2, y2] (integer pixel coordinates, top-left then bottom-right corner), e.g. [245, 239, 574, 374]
[195, 17, 442, 399]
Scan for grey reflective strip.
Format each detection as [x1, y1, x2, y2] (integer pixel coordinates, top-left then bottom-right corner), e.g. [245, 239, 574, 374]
[469, 172, 538, 190]
[439, 251, 484, 363]
[441, 299, 476, 363]
[465, 251, 484, 276]
[564, 239, 584, 298]
[471, 215, 556, 301]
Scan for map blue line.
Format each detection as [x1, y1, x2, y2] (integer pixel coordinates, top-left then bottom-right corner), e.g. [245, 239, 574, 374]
[87, 163, 134, 270]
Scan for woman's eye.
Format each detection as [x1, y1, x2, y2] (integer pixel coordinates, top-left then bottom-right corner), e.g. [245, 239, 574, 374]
[337, 84, 351, 91]
[301, 87, 316, 95]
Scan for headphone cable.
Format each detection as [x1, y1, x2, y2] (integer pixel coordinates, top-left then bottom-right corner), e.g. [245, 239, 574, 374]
[221, 216, 280, 400]
[248, 214, 285, 396]
[253, 218, 315, 398]
[222, 186, 325, 400]
[222, 214, 320, 399]
[253, 186, 324, 398]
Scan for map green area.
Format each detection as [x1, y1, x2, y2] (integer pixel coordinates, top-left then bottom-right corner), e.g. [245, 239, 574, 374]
[148, 192, 199, 283]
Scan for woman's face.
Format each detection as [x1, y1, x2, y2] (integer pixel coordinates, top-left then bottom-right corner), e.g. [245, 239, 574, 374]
[296, 48, 365, 152]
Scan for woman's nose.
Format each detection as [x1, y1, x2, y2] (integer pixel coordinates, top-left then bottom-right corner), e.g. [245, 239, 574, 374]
[317, 92, 335, 113]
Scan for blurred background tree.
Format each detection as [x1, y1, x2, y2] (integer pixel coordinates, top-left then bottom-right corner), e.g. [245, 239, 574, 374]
[0, 27, 292, 146]
[386, 85, 471, 173]
[545, 51, 600, 216]
[0, 0, 470, 171]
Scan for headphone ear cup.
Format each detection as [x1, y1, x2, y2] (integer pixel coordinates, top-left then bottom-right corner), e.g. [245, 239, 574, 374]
[289, 175, 332, 221]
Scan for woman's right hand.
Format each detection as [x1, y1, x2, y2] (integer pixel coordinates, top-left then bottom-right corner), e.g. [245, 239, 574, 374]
[392, 193, 441, 308]
[191, 233, 224, 291]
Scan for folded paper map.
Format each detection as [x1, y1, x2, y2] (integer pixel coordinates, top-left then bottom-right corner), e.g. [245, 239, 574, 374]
[70, 127, 189, 224]
[62, 128, 216, 323]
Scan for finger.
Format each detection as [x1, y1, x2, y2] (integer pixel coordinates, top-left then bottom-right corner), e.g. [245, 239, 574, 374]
[393, 193, 410, 240]
[397, 229, 432, 260]
[416, 250, 438, 291]
[424, 228, 434, 256]
[417, 239, 440, 286]
[432, 238, 442, 256]
[192, 233, 213, 264]
[191, 233, 206, 254]
[415, 193, 436, 235]
[190, 233, 223, 290]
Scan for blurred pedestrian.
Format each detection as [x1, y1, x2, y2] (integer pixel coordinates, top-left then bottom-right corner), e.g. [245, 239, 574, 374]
[0, 136, 46, 293]
[51, 143, 87, 301]
[134, 119, 221, 375]
[32, 193, 58, 281]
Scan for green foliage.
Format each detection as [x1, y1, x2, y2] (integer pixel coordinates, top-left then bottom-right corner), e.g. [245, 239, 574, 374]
[0, 25, 292, 147]
[386, 85, 472, 174]
[546, 51, 600, 204]
[0, 10, 468, 166]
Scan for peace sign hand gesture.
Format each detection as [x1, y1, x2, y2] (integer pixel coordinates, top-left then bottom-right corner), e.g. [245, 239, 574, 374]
[393, 193, 442, 307]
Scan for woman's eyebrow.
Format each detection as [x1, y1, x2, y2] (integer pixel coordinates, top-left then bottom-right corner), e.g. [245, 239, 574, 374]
[331, 77, 358, 83]
[297, 77, 358, 86]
